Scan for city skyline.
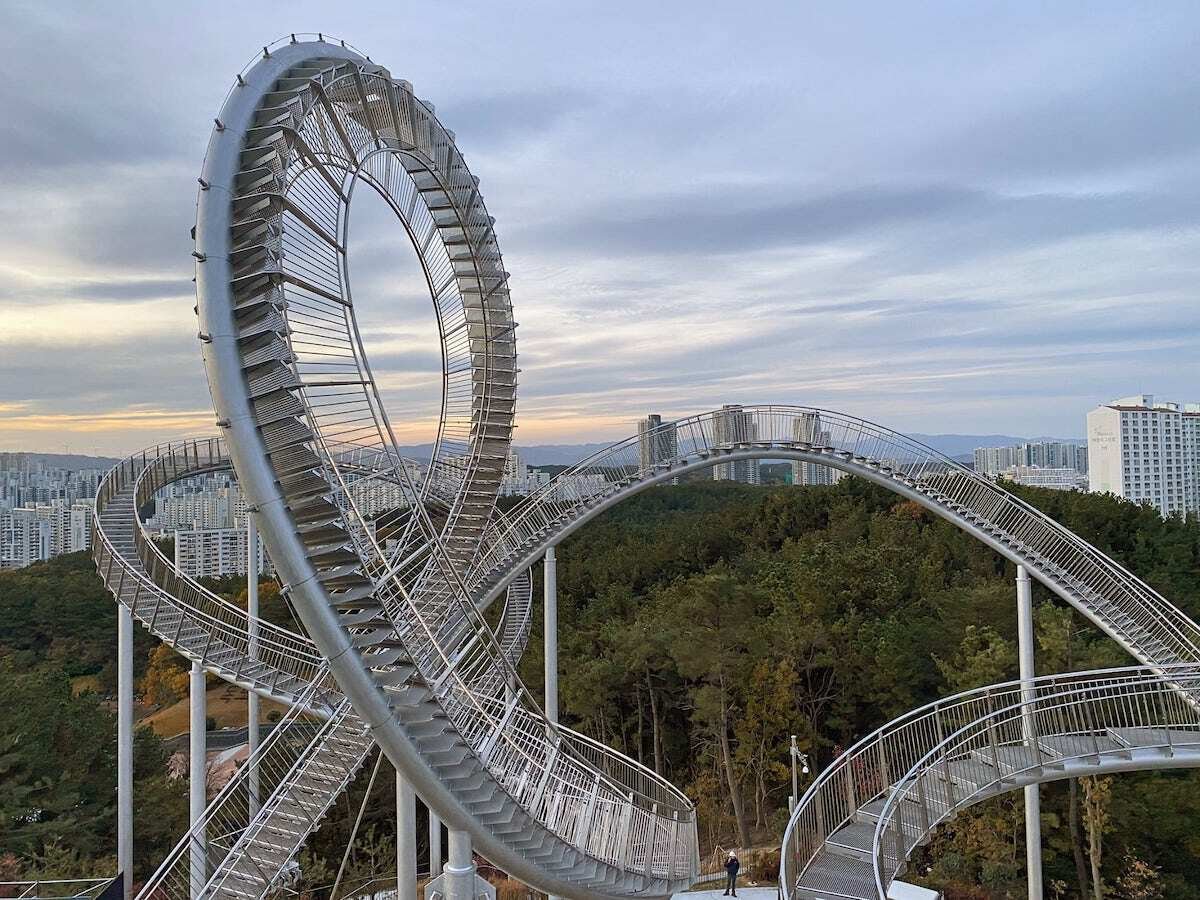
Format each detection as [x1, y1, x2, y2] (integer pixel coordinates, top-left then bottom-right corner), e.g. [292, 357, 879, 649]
[3, 2, 1199, 456]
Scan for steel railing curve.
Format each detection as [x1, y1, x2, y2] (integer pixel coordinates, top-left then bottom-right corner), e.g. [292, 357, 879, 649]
[870, 666, 1200, 898]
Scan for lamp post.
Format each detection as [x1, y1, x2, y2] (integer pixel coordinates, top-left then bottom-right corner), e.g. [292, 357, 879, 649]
[789, 735, 810, 812]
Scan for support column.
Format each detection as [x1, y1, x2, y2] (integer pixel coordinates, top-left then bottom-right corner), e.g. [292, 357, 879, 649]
[189, 662, 207, 899]
[443, 830, 476, 900]
[429, 810, 442, 877]
[117, 605, 133, 900]
[246, 511, 260, 818]
[543, 545, 558, 724]
[396, 771, 417, 900]
[1016, 565, 1043, 900]
[543, 546, 562, 900]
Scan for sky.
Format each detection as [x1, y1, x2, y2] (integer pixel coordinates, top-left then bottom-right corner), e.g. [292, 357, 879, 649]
[1, 1, 1198, 456]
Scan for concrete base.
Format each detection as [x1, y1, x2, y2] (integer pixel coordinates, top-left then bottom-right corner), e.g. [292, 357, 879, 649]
[422, 872, 495, 900]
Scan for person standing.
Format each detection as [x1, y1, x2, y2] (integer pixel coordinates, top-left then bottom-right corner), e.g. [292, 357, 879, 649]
[723, 850, 740, 896]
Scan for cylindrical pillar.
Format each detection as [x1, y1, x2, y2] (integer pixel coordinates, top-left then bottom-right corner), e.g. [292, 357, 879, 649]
[443, 829, 476, 900]
[1016, 565, 1043, 900]
[117, 605, 133, 900]
[543, 546, 561, 900]
[246, 511, 260, 817]
[429, 810, 443, 877]
[790, 734, 799, 814]
[396, 771, 417, 900]
[543, 546, 558, 724]
[189, 662, 207, 899]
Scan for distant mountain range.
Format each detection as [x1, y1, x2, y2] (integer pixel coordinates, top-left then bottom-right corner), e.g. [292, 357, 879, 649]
[0, 450, 122, 470]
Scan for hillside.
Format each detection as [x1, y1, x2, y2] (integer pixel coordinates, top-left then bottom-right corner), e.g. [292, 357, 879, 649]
[2, 485, 1199, 897]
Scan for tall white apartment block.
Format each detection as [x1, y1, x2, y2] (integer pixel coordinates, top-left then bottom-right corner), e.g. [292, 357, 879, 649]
[0, 508, 52, 569]
[1087, 394, 1200, 518]
[713, 404, 761, 484]
[638, 414, 679, 470]
[638, 414, 680, 485]
[175, 527, 265, 578]
[790, 411, 845, 487]
[498, 448, 552, 497]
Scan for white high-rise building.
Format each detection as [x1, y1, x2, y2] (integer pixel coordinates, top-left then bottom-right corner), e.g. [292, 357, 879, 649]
[790, 412, 845, 487]
[175, 527, 266, 578]
[498, 448, 551, 497]
[638, 414, 680, 484]
[713, 405, 761, 484]
[638, 414, 679, 470]
[1087, 394, 1200, 518]
[0, 508, 52, 569]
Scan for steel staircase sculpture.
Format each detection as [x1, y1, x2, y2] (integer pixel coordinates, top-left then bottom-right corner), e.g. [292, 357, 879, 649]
[192, 35, 697, 899]
[84, 31, 1200, 900]
[466, 406, 1200, 684]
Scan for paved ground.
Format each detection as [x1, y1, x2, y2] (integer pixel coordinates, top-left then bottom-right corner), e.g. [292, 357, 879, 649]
[673, 889, 777, 899]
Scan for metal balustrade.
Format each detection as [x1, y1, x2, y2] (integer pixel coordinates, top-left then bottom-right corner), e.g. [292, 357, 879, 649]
[871, 667, 1200, 898]
[136, 675, 359, 900]
[777, 665, 1200, 900]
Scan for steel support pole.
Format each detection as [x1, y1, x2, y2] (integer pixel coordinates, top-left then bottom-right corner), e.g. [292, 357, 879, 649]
[543, 545, 558, 724]
[444, 829, 476, 900]
[246, 510, 260, 817]
[189, 662, 207, 899]
[429, 810, 443, 877]
[790, 734, 799, 814]
[117, 605, 133, 900]
[1016, 565, 1043, 900]
[543, 545, 562, 900]
[396, 771, 417, 900]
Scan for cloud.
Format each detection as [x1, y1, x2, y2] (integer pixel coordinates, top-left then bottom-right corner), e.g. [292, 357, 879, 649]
[2, 0, 1199, 455]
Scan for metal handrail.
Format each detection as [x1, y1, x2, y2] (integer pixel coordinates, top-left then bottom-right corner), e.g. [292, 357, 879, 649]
[870, 666, 1200, 898]
[777, 663, 1200, 899]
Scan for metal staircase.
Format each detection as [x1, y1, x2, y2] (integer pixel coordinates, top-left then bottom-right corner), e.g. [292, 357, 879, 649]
[781, 666, 1200, 900]
[464, 407, 1200, 684]
[93, 438, 539, 900]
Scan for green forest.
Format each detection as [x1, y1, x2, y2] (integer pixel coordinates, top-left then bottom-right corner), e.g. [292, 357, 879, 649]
[3, 478, 1200, 898]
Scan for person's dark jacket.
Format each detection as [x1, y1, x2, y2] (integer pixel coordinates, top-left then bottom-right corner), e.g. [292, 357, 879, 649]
[725, 855, 740, 875]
